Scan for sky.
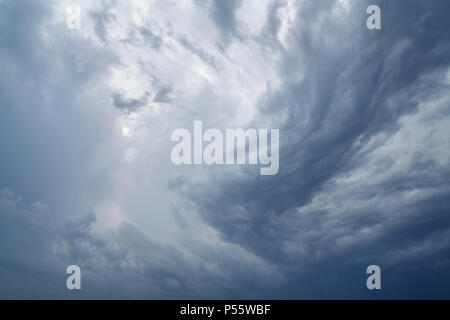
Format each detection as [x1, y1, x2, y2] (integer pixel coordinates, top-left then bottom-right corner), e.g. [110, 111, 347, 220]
[0, 0, 450, 299]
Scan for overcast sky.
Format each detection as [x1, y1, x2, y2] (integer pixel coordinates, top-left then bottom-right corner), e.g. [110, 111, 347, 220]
[1, 0, 450, 299]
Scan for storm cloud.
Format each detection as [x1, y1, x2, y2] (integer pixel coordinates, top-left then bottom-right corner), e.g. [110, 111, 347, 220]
[0, 0, 449, 299]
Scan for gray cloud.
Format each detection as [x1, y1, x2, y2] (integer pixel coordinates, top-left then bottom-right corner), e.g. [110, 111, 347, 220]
[112, 91, 149, 112]
[172, 0, 450, 297]
[1, 0, 449, 299]
[177, 34, 222, 72]
[196, 0, 243, 42]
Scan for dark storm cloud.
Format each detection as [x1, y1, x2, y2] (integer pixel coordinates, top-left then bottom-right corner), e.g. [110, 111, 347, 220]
[1, 0, 450, 299]
[54, 212, 208, 299]
[0, 189, 67, 299]
[172, 0, 450, 297]
[0, 0, 118, 207]
[0, 186, 278, 299]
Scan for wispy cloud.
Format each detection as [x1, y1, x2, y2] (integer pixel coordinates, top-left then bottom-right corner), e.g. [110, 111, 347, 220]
[0, 0, 449, 299]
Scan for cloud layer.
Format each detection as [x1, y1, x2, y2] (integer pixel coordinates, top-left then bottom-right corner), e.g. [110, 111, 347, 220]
[0, 0, 449, 299]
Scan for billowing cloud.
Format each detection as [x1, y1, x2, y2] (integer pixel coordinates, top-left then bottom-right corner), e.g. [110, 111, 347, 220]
[0, 0, 449, 299]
